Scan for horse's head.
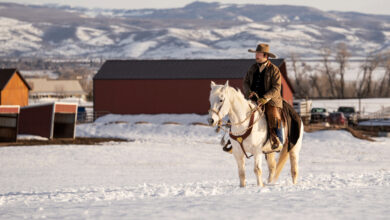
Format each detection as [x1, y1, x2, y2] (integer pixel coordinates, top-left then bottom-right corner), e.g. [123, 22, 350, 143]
[207, 81, 231, 126]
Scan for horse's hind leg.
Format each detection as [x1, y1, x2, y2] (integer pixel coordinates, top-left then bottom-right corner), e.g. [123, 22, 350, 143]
[265, 152, 276, 183]
[254, 153, 264, 187]
[234, 153, 246, 187]
[289, 149, 300, 184]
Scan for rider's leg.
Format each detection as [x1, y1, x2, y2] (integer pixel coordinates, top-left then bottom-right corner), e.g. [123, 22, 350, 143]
[265, 104, 283, 152]
[275, 124, 284, 144]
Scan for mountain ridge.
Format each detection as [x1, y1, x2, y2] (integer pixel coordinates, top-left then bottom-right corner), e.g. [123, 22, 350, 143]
[0, 1, 389, 59]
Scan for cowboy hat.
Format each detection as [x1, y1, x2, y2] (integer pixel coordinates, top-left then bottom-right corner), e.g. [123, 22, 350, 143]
[248, 43, 276, 58]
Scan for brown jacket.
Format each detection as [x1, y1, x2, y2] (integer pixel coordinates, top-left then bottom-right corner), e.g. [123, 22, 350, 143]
[243, 61, 283, 108]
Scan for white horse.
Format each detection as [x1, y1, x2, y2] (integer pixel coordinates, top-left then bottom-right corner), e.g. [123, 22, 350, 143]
[207, 81, 303, 187]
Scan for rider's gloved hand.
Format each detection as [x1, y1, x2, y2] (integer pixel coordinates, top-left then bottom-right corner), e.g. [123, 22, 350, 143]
[257, 97, 268, 106]
[249, 91, 259, 102]
[248, 91, 257, 98]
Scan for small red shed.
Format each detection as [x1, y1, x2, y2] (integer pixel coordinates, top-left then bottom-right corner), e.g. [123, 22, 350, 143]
[93, 59, 294, 116]
[0, 105, 20, 142]
[18, 102, 78, 139]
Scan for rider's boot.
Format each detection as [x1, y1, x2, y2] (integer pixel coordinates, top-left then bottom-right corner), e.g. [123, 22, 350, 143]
[271, 125, 284, 152]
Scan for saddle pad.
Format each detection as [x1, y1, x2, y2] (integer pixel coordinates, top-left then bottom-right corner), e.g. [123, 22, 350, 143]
[281, 100, 302, 151]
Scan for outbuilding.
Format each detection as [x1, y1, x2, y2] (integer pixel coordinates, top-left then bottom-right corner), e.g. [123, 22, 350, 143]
[27, 78, 86, 100]
[18, 102, 78, 139]
[93, 59, 294, 116]
[0, 105, 20, 142]
[0, 69, 31, 107]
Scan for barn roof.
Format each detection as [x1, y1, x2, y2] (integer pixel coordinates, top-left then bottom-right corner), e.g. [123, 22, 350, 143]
[27, 78, 86, 95]
[0, 68, 31, 91]
[94, 59, 286, 80]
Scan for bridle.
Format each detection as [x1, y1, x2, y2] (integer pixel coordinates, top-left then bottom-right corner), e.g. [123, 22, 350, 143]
[208, 97, 264, 132]
[209, 106, 224, 129]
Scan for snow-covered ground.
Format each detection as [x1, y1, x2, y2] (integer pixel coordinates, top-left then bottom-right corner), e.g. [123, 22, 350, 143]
[28, 97, 91, 105]
[0, 114, 389, 219]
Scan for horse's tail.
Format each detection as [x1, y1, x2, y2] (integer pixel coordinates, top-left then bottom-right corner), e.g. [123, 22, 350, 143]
[273, 144, 289, 182]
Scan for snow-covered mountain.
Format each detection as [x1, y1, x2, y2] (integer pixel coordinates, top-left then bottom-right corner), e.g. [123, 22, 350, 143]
[0, 1, 389, 59]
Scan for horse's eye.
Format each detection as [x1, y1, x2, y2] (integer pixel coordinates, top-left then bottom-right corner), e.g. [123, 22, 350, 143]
[219, 99, 223, 102]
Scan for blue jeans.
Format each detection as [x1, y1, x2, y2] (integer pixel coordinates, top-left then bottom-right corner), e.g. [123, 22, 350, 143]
[274, 125, 284, 144]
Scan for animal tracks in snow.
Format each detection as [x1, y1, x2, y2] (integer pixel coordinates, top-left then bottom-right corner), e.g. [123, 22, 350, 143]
[1, 170, 388, 206]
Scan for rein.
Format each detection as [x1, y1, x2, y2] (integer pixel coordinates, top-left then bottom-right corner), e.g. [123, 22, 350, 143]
[209, 103, 263, 130]
[209, 103, 266, 159]
[229, 111, 256, 159]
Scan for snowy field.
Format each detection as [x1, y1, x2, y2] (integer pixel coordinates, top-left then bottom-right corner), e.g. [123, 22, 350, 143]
[0, 114, 389, 219]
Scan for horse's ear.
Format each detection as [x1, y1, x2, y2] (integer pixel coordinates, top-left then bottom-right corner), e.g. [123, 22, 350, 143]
[224, 80, 229, 88]
[210, 81, 216, 88]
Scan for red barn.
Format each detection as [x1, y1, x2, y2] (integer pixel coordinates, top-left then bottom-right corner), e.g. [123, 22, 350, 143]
[93, 59, 294, 116]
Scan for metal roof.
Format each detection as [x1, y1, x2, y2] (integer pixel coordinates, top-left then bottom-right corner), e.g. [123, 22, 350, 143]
[27, 78, 86, 95]
[0, 68, 31, 91]
[94, 59, 285, 80]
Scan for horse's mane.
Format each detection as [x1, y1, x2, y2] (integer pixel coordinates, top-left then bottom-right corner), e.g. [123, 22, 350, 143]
[230, 87, 246, 101]
[227, 86, 251, 106]
[210, 83, 253, 108]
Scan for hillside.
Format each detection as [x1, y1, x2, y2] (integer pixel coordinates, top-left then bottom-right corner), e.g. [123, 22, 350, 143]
[0, 1, 389, 59]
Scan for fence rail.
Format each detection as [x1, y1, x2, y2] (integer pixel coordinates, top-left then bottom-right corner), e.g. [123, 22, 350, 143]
[76, 108, 110, 123]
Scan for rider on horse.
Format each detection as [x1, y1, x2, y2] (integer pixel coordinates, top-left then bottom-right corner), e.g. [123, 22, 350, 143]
[243, 43, 284, 152]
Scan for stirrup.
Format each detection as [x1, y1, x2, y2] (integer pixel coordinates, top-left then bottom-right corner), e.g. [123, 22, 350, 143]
[262, 140, 282, 154]
[223, 145, 232, 154]
[223, 140, 233, 154]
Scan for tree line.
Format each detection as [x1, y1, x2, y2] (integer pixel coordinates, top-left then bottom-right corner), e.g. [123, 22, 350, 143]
[291, 43, 390, 99]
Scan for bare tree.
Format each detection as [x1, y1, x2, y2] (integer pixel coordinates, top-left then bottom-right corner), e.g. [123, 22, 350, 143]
[321, 48, 337, 97]
[384, 56, 390, 96]
[308, 73, 323, 97]
[290, 53, 311, 98]
[335, 43, 350, 98]
[356, 55, 379, 98]
[376, 52, 390, 97]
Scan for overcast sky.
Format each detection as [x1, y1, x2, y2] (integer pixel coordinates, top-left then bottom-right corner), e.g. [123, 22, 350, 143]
[1, 0, 389, 15]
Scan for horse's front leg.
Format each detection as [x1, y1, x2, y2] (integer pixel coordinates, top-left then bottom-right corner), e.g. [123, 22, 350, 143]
[254, 153, 264, 187]
[233, 152, 246, 187]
